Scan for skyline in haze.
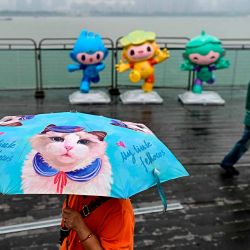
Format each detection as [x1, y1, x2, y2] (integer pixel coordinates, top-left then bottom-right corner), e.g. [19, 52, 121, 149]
[0, 0, 250, 16]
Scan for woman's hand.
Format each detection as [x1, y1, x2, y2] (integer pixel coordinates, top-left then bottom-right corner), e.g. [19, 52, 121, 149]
[62, 207, 103, 250]
[62, 207, 85, 233]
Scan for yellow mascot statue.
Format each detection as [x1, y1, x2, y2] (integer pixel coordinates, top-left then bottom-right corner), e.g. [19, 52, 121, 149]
[116, 30, 170, 93]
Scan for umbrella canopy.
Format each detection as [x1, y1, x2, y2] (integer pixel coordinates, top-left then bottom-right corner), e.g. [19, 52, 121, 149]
[0, 112, 188, 199]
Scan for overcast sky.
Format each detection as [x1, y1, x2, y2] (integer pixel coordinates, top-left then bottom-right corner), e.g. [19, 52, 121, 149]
[0, 0, 250, 14]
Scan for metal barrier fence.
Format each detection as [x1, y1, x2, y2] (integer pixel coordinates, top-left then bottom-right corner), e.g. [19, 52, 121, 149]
[0, 37, 250, 98]
[0, 38, 39, 95]
[220, 39, 250, 89]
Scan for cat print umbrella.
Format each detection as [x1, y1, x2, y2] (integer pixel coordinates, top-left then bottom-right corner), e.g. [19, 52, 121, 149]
[0, 112, 188, 210]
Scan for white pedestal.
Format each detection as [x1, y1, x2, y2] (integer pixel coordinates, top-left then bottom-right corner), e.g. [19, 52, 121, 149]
[178, 91, 225, 105]
[69, 90, 111, 104]
[120, 90, 163, 104]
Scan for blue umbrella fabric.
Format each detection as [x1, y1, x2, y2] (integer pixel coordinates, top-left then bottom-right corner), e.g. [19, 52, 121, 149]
[0, 112, 188, 201]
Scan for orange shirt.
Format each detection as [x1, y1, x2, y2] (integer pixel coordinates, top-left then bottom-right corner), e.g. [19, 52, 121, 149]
[61, 195, 135, 250]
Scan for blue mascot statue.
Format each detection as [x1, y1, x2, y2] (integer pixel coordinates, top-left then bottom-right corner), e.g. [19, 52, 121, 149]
[68, 30, 108, 93]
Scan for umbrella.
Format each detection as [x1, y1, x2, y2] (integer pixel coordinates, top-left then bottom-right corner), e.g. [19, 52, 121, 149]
[0, 112, 188, 209]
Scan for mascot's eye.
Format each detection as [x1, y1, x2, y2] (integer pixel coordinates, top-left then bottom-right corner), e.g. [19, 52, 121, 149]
[147, 46, 151, 52]
[193, 57, 199, 60]
[81, 55, 86, 61]
[50, 137, 64, 142]
[210, 56, 215, 59]
[96, 53, 100, 60]
[78, 139, 90, 145]
[130, 50, 135, 56]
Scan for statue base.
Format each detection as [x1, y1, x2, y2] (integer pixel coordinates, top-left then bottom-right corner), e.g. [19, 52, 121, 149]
[120, 89, 163, 104]
[69, 90, 111, 104]
[178, 91, 225, 105]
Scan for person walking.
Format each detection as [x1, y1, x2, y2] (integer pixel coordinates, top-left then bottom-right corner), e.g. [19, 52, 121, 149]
[220, 81, 250, 177]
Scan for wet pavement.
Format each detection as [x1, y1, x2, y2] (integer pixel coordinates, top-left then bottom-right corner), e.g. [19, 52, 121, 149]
[0, 87, 250, 250]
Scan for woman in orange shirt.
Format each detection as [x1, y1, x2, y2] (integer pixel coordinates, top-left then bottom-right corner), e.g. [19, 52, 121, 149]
[60, 195, 135, 250]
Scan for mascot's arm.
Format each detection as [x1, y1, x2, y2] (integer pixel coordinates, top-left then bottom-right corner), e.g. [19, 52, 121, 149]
[154, 48, 170, 63]
[115, 60, 131, 72]
[180, 61, 195, 71]
[215, 58, 230, 70]
[96, 63, 105, 72]
[67, 64, 81, 72]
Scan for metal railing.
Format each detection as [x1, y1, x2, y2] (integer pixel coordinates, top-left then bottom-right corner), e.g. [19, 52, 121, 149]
[0, 37, 250, 98]
[0, 38, 39, 96]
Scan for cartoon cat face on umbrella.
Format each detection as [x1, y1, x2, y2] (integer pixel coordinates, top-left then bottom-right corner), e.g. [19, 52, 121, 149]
[21, 125, 113, 195]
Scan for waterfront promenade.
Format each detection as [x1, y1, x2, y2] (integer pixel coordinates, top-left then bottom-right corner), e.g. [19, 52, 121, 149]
[0, 87, 250, 250]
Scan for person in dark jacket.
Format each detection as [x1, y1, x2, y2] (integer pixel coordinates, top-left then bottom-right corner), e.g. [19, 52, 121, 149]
[220, 81, 250, 177]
